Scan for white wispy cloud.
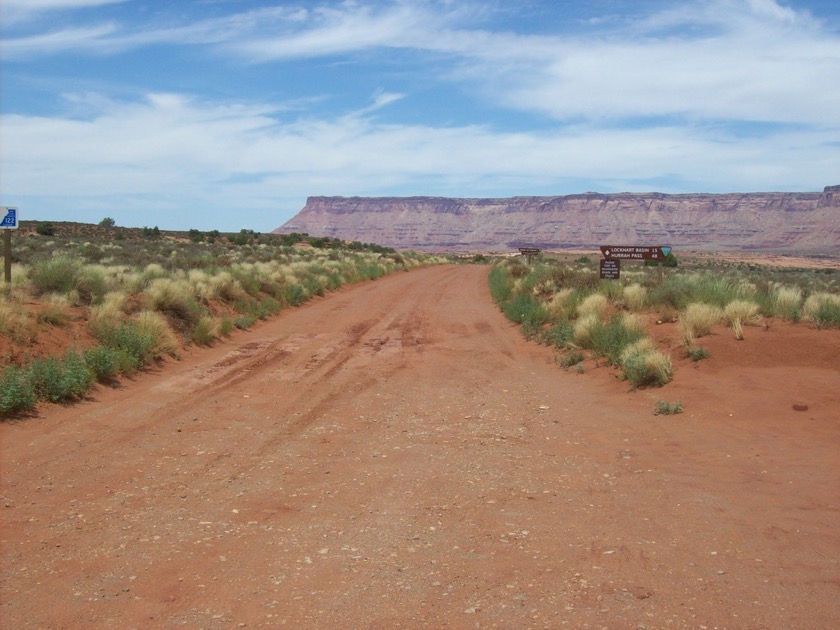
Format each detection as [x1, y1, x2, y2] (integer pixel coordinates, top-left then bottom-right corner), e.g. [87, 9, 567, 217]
[0, 0, 125, 25]
[2, 88, 837, 230]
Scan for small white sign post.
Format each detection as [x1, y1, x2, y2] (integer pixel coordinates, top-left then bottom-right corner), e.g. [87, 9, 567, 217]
[1, 207, 18, 284]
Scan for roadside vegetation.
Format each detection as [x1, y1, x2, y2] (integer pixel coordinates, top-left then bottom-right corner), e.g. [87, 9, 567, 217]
[489, 252, 840, 391]
[1, 221, 449, 417]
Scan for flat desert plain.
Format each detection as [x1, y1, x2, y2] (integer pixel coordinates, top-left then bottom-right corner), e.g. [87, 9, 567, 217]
[2, 265, 839, 629]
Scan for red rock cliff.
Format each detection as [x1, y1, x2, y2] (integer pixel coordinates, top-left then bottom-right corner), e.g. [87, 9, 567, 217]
[274, 188, 840, 253]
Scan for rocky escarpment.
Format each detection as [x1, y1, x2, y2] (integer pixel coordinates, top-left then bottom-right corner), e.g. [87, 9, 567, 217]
[274, 187, 840, 253]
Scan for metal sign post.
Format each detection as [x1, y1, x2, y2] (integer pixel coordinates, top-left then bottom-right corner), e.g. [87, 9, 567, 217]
[1, 207, 18, 284]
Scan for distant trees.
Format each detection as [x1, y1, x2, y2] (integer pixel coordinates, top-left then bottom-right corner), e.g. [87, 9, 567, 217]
[35, 222, 55, 236]
[99, 217, 116, 228]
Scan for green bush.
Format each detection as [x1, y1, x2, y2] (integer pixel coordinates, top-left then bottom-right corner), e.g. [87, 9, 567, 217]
[541, 320, 575, 348]
[687, 346, 711, 361]
[621, 340, 672, 388]
[74, 266, 108, 305]
[284, 284, 307, 307]
[36, 222, 56, 236]
[557, 351, 585, 368]
[579, 314, 646, 366]
[191, 316, 217, 346]
[84, 346, 128, 382]
[29, 351, 93, 403]
[502, 294, 548, 337]
[96, 321, 157, 373]
[488, 267, 514, 304]
[0, 366, 37, 416]
[654, 400, 684, 415]
[30, 256, 81, 296]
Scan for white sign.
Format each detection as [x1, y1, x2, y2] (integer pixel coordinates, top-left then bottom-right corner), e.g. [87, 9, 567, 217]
[1, 207, 18, 230]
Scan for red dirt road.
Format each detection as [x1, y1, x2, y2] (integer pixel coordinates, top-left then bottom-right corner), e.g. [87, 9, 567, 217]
[2, 265, 839, 629]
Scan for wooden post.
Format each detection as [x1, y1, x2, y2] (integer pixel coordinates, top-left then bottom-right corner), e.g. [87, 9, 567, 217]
[3, 229, 11, 284]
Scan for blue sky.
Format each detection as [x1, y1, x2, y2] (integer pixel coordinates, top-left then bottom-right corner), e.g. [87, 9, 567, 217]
[1, 0, 839, 232]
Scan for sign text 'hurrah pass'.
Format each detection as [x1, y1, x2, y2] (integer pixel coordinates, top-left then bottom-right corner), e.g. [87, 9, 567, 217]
[599, 245, 672, 261]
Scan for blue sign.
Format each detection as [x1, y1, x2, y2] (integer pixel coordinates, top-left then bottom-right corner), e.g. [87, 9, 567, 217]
[1, 207, 18, 229]
[661, 246, 672, 257]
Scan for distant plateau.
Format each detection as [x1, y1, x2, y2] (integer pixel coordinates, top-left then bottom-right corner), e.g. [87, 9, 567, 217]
[274, 186, 840, 255]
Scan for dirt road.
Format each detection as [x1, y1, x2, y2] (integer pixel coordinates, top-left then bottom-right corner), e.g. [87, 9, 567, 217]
[2, 265, 839, 629]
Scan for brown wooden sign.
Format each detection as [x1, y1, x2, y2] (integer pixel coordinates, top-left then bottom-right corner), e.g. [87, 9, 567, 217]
[518, 247, 541, 264]
[599, 245, 671, 261]
[599, 259, 620, 280]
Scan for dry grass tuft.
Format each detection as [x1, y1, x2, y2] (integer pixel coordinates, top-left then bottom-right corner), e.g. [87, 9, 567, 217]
[678, 302, 722, 344]
[621, 313, 647, 336]
[546, 288, 574, 319]
[773, 285, 802, 320]
[572, 314, 599, 346]
[577, 293, 608, 319]
[622, 283, 648, 311]
[723, 299, 761, 326]
[133, 310, 179, 359]
[620, 339, 672, 387]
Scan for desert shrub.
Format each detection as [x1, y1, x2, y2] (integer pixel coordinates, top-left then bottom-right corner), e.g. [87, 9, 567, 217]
[503, 294, 548, 337]
[584, 314, 647, 365]
[647, 275, 693, 310]
[191, 316, 218, 346]
[96, 312, 176, 372]
[37, 295, 71, 325]
[678, 303, 722, 344]
[218, 316, 235, 337]
[772, 285, 802, 321]
[547, 265, 600, 291]
[234, 314, 257, 330]
[0, 302, 36, 343]
[30, 256, 80, 296]
[257, 297, 282, 319]
[623, 283, 648, 311]
[620, 340, 672, 388]
[572, 314, 599, 347]
[557, 351, 585, 368]
[532, 278, 557, 300]
[542, 320, 575, 348]
[211, 272, 247, 303]
[83, 346, 130, 382]
[133, 311, 179, 360]
[687, 346, 711, 361]
[654, 400, 683, 415]
[0, 365, 37, 416]
[74, 266, 108, 305]
[598, 281, 623, 301]
[621, 313, 647, 336]
[29, 350, 93, 403]
[97, 323, 152, 374]
[231, 266, 263, 297]
[545, 288, 574, 320]
[88, 292, 129, 338]
[506, 259, 530, 279]
[284, 283, 307, 307]
[144, 278, 202, 331]
[576, 293, 608, 319]
[802, 292, 840, 329]
[723, 300, 760, 326]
